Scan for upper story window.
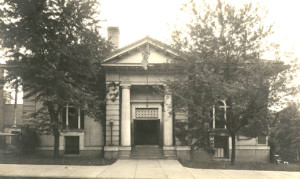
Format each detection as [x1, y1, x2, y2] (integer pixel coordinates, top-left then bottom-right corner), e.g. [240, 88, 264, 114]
[62, 104, 84, 130]
[211, 100, 228, 129]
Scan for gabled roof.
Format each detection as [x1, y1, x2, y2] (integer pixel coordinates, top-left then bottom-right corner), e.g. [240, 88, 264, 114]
[102, 36, 186, 66]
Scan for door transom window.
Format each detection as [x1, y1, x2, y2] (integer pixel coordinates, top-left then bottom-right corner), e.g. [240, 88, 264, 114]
[135, 108, 158, 119]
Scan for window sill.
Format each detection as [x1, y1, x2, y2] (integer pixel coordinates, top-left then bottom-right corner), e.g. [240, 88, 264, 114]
[60, 129, 86, 133]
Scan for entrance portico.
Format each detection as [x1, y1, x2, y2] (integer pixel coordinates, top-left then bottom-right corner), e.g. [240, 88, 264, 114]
[103, 36, 190, 160]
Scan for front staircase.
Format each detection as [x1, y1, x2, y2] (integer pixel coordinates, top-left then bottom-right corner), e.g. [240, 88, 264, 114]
[130, 145, 165, 159]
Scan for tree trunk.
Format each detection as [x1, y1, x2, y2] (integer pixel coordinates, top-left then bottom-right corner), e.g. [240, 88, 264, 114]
[297, 148, 299, 162]
[47, 103, 60, 159]
[53, 126, 60, 159]
[231, 133, 236, 165]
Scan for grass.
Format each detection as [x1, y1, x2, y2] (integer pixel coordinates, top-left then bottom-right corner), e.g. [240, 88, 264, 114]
[1, 153, 299, 172]
[180, 160, 300, 172]
[0, 153, 116, 166]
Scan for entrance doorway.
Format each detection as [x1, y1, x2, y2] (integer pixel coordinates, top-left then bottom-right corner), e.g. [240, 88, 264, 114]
[134, 120, 160, 145]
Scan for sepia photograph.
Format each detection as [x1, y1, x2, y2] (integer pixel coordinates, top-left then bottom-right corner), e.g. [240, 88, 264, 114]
[0, 0, 299, 178]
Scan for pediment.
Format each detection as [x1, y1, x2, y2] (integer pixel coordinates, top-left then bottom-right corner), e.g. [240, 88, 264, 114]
[102, 36, 186, 67]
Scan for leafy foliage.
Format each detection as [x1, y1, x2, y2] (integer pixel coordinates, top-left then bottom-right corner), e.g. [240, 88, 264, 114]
[0, 0, 113, 157]
[174, 120, 189, 146]
[20, 125, 39, 154]
[170, 0, 296, 164]
[270, 102, 300, 163]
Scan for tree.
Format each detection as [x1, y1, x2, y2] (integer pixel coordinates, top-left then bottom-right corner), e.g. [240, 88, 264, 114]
[269, 102, 300, 162]
[0, 0, 113, 158]
[169, 0, 295, 164]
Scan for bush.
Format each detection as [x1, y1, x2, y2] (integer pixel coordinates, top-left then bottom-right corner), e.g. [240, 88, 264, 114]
[21, 126, 39, 154]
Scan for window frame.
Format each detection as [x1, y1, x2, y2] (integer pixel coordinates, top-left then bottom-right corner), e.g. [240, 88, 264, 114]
[61, 104, 84, 130]
[212, 100, 228, 129]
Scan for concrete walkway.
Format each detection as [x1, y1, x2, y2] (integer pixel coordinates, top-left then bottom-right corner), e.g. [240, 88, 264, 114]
[0, 160, 299, 179]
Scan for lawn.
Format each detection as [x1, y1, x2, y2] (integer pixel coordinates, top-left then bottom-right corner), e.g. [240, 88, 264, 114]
[1, 153, 300, 172]
[180, 160, 300, 172]
[0, 153, 116, 166]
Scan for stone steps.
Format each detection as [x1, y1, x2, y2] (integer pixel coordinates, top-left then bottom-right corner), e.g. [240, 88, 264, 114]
[130, 145, 166, 159]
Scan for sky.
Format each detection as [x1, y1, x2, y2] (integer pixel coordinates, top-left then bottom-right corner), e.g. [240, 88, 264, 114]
[99, 0, 300, 60]
[99, 0, 185, 47]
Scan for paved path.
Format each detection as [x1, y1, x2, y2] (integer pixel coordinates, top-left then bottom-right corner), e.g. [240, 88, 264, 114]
[0, 160, 299, 178]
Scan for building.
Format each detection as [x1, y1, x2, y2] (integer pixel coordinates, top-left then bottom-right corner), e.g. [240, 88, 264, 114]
[0, 27, 270, 162]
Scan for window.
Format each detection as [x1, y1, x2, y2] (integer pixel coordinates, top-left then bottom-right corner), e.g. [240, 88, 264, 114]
[211, 100, 228, 129]
[258, 135, 267, 144]
[65, 136, 79, 154]
[62, 104, 84, 129]
[135, 108, 159, 119]
[214, 136, 229, 158]
[215, 105, 226, 128]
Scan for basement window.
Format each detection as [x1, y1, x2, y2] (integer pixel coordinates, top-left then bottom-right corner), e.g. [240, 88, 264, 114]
[65, 136, 79, 154]
[258, 136, 267, 144]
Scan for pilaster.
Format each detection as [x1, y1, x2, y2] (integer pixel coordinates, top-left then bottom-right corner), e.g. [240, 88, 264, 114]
[163, 85, 173, 146]
[105, 82, 120, 146]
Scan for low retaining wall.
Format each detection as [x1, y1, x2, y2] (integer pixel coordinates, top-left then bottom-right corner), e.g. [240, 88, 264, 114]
[191, 147, 270, 163]
[176, 146, 191, 161]
[191, 149, 212, 162]
[36, 146, 103, 157]
[231, 149, 270, 163]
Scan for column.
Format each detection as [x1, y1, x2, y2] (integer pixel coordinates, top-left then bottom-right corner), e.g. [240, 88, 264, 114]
[163, 86, 173, 146]
[121, 84, 131, 146]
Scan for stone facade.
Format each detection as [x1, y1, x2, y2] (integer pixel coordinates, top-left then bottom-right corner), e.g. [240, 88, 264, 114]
[102, 37, 191, 159]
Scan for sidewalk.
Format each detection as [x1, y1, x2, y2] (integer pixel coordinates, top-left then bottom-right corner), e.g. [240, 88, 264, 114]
[0, 159, 299, 179]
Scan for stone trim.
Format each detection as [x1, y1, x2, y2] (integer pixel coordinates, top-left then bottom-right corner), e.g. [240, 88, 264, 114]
[176, 146, 191, 151]
[104, 146, 119, 152]
[163, 146, 176, 150]
[83, 147, 103, 150]
[120, 84, 131, 88]
[119, 146, 131, 151]
[235, 145, 270, 150]
[59, 131, 85, 151]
